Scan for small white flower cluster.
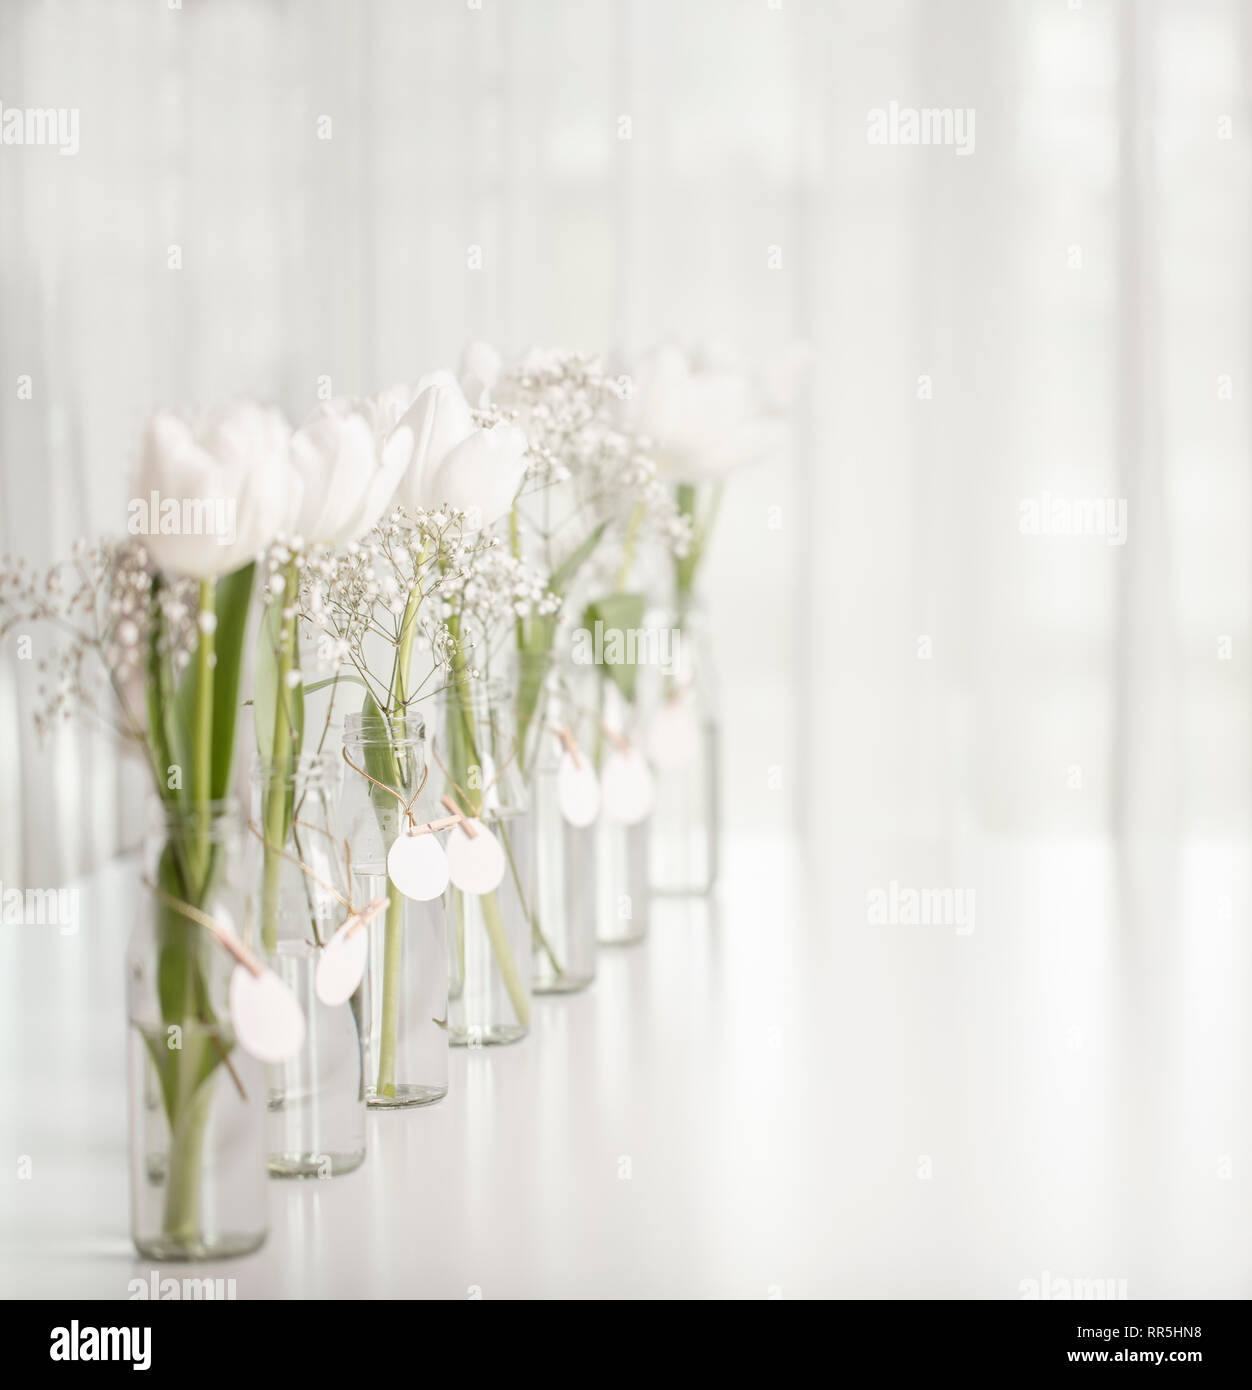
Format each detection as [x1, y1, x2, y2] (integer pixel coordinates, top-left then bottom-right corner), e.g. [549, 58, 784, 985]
[0, 539, 198, 743]
[493, 351, 691, 557]
[439, 539, 561, 634]
[494, 352, 606, 490]
[293, 505, 485, 694]
[579, 430, 693, 558]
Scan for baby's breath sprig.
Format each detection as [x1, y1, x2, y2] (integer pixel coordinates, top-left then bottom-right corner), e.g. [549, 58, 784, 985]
[491, 349, 692, 564]
[0, 538, 198, 754]
[294, 504, 486, 716]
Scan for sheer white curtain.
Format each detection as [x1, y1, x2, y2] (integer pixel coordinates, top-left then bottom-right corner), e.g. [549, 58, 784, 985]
[790, 0, 1252, 1295]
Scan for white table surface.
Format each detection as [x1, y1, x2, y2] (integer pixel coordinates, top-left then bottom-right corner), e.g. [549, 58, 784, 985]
[2, 833, 1248, 1299]
[0, 840, 794, 1299]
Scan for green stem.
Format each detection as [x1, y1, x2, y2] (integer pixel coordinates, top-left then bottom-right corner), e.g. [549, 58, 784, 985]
[674, 481, 723, 598]
[160, 1063, 214, 1245]
[509, 506, 526, 655]
[615, 501, 645, 590]
[479, 888, 530, 1028]
[260, 561, 299, 953]
[362, 745, 404, 1096]
[392, 574, 423, 711]
[159, 579, 215, 1247]
[187, 580, 215, 895]
[453, 888, 466, 984]
[443, 615, 529, 1028]
[514, 635, 555, 776]
[354, 697, 413, 1097]
[375, 887, 405, 1098]
[503, 819, 561, 979]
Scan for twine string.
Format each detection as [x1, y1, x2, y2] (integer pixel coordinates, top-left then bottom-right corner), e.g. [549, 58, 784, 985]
[143, 877, 265, 978]
[247, 819, 351, 912]
[546, 722, 583, 770]
[338, 894, 390, 940]
[439, 793, 478, 839]
[430, 734, 518, 817]
[340, 743, 466, 842]
[564, 697, 632, 753]
[600, 720, 630, 754]
[141, 877, 258, 1100]
[340, 746, 430, 829]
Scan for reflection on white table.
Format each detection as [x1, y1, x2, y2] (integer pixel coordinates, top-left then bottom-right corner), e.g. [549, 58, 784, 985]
[2, 832, 1248, 1298]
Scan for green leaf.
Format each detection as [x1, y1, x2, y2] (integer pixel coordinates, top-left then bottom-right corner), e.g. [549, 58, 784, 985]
[144, 723, 232, 1132]
[155, 840, 190, 1026]
[359, 689, 404, 810]
[581, 591, 646, 704]
[171, 666, 196, 790]
[209, 562, 256, 800]
[515, 639, 554, 769]
[151, 835, 230, 1124]
[253, 588, 304, 766]
[145, 582, 187, 809]
[253, 598, 279, 765]
[549, 520, 608, 596]
[674, 481, 722, 597]
[302, 673, 368, 696]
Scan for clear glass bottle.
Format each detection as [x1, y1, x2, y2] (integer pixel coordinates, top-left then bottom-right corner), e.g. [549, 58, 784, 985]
[251, 754, 366, 1177]
[526, 668, 598, 992]
[647, 595, 720, 896]
[432, 680, 533, 1044]
[594, 680, 651, 947]
[341, 710, 449, 1106]
[127, 799, 267, 1260]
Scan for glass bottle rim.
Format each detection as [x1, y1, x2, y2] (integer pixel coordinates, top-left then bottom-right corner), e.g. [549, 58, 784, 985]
[250, 751, 341, 788]
[146, 795, 243, 834]
[434, 675, 515, 708]
[343, 707, 426, 746]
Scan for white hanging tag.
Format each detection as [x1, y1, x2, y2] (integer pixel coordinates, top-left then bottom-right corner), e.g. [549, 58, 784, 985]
[648, 693, 700, 770]
[315, 919, 370, 1007]
[601, 747, 655, 825]
[387, 829, 450, 901]
[558, 750, 600, 827]
[229, 965, 306, 1062]
[446, 818, 505, 894]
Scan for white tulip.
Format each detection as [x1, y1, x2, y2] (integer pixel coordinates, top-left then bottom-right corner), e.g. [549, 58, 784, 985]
[288, 397, 411, 547]
[370, 381, 421, 436]
[388, 372, 527, 529]
[458, 340, 503, 407]
[389, 373, 475, 512]
[620, 344, 786, 483]
[424, 421, 529, 530]
[131, 400, 293, 579]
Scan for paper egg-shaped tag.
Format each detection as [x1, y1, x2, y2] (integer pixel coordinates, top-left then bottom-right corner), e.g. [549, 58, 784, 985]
[229, 965, 306, 1062]
[648, 696, 700, 770]
[388, 831, 450, 901]
[446, 819, 505, 894]
[601, 748, 655, 825]
[315, 919, 369, 1007]
[557, 751, 600, 827]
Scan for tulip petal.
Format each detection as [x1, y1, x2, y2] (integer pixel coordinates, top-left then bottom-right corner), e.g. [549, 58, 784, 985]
[391, 377, 476, 512]
[131, 402, 294, 579]
[459, 340, 502, 407]
[425, 423, 528, 530]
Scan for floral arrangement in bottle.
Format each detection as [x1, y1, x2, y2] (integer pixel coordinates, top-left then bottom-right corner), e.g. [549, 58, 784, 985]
[1, 401, 308, 1255]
